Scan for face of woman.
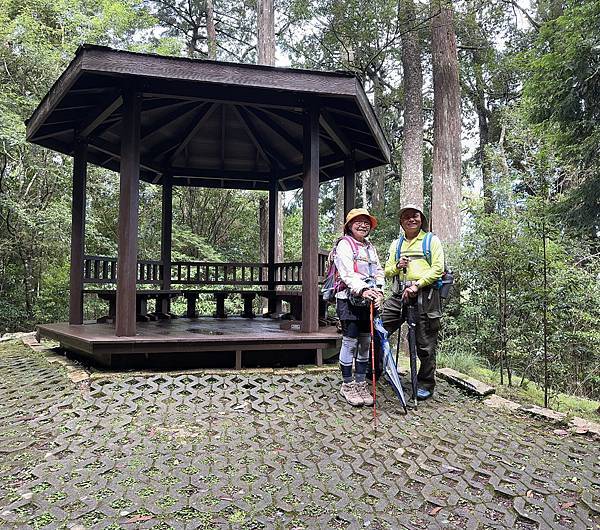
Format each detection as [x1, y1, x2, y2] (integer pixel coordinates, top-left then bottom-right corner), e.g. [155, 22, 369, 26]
[349, 215, 372, 241]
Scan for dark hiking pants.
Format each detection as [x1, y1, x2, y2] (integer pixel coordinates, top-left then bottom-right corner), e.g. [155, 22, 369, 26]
[381, 287, 442, 392]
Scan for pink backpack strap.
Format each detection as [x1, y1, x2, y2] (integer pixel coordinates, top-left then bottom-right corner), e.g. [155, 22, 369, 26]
[341, 236, 360, 273]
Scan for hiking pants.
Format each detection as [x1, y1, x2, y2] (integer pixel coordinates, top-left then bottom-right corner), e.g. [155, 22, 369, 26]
[381, 288, 442, 392]
[336, 299, 371, 383]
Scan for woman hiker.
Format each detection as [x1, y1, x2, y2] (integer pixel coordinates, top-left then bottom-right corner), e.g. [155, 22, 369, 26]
[334, 208, 385, 406]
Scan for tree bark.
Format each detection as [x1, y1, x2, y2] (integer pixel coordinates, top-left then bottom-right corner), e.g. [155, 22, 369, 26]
[399, 0, 424, 210]
[431, 1, 462, 243]
[472, 51, 494, 214]
[335, 179, 345, 233]
[257, 0, 275, 66]
[361, 171, 368, 208]
[370, 75, 385, 213]
[206, 0, 217, 60]
[257, 0, 282, 264]
[259, 196, 268, 264]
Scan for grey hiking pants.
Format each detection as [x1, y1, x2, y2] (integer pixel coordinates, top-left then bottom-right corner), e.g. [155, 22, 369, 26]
[381, 287, 442, 392]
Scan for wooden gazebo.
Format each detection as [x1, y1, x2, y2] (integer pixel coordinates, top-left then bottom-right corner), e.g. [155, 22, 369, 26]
[28, 45, 390, 367]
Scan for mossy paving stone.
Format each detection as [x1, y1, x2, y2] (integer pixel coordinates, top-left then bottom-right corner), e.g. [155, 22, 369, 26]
[0, 342, 598, 529]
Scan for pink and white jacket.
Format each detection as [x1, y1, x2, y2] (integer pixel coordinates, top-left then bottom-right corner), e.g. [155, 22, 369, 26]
[334, 236, 385, 300]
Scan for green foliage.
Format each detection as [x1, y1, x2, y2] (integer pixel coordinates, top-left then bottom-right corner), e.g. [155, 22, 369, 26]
[442, 196, 600, 399]
[522, 0, 600, 233]
[0, 0, 154, 330]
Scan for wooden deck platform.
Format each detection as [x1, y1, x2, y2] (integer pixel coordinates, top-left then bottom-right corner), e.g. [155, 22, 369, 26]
[37, 318, 341, 369]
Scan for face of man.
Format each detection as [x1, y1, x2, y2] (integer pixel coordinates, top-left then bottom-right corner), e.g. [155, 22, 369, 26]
[400, 209, 422, 233]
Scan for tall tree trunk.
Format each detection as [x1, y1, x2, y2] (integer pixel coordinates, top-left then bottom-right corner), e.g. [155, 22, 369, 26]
[257, 0, 275, 66]
[334, 180, 345, 233]
[472, 51, 493, 214]
[19, 248, 34, 320]
[259, 196, 268, 263]
[206, 0, 217, 60]
[399, 0, 424, 210]
[257, 0, 283, 263]
[371, 75, 385, 213]
[431, 2, 462, 243]
[361, 171, 368, 208]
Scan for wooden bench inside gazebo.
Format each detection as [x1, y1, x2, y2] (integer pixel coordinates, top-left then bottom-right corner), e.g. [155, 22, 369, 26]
[27, 45, 390, 368]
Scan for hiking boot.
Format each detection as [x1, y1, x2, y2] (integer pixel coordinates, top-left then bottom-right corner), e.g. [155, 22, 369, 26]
[416, 387, 433, 401]
[340, 382, 363, 406]
[355, 381, 374, 406]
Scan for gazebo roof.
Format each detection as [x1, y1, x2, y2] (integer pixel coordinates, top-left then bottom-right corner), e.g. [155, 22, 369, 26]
[26, 45, 390, 191]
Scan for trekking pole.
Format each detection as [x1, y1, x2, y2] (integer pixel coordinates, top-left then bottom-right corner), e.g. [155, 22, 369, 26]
[369, 301, 377, 423]
[395, 328, 401, 368]
[395, 265, 408, 367]
[407, 301, 418, 408]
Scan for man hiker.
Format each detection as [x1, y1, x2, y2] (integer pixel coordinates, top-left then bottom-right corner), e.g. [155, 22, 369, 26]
[382, 205, 444, 400]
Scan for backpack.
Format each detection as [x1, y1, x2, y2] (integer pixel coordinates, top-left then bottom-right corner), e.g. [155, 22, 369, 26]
[395, 232, 454, 298]
[321, 236, 361, 303]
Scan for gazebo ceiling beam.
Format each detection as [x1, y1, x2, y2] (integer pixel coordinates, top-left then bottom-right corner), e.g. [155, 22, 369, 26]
[88, 137, 162, 175]
[321, 106, 363, 120]
[169, 167, 271, 179]
[78, 93, 122, 139]
[232, 105, 281, 170]
[259, 107, 303, 126]
[257, 106, 351, 157]
[167, 103, 218, 165]
[139, 101, 202, 143]
[246, 107, 302, 154]
[44, 107, 93, 124]
[88, 100, 192, 140]
[327, 114, 372, 138]
[355, 144, 388, 164]
[32, 125, 74, 142]
[143, 84, 304, 112]
[279, 153, 343, 181]
[355, 87, 391, 163]
[69, 87, 111, 95]
[170, 176, 271, 190]
[319, 109, 352, 156]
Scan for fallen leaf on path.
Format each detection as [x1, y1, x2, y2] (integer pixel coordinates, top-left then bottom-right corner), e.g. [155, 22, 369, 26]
[428, 507, 443, 516]
[553, 429, 569, 436]
[561, 501, 576, 509]
[124, 515, 154, 523]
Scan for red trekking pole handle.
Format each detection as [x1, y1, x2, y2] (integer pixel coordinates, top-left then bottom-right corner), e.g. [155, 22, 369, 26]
[370, 302, 377, 422]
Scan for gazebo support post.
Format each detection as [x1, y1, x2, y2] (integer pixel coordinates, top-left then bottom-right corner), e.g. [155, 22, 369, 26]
[160, 175, 172, 315]
[267, 180, 281, 315]
[343, 155, 356, 215]
[116, 89, 141, 336]
[68, 140, 87, 325]
[301, 104, 320, 333]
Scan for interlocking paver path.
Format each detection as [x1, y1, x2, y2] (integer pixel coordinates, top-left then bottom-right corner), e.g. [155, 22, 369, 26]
[0, 342, 598, 529]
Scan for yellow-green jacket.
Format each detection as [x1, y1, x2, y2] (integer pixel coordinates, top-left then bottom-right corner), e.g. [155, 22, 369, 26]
[384, 230, 444, 289]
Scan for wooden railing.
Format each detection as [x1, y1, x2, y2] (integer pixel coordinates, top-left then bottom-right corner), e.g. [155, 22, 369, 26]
[83, 251, 328, 286]
[273, 261, 301, 285]
[170, 262, 269, 285]
[83, 255, 162, 285]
